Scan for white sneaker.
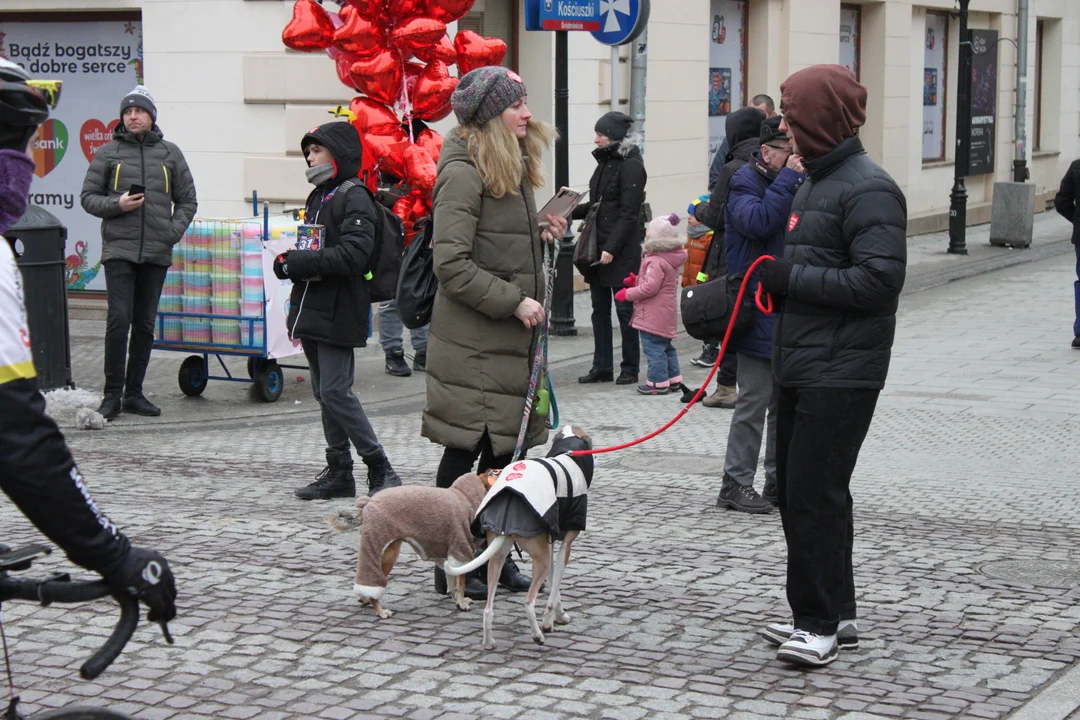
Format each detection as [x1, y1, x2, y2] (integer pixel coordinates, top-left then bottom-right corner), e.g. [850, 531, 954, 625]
[760, 619, 858, 648]
[776, 630, 839, 666]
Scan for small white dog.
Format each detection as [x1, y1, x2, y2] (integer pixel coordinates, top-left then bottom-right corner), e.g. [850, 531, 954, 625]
[443, 425, 594, 649]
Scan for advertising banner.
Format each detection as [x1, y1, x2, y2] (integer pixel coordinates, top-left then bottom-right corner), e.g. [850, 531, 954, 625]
[922, 12, 948, 160]
[968, 29, 998, 176]
[708, 0, 746, 171]
[839, 6, 860, 81]
[0, 18, 143, 292]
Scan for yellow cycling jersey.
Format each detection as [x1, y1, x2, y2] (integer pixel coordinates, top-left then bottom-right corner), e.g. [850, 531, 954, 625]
[0, 237, 36, 385]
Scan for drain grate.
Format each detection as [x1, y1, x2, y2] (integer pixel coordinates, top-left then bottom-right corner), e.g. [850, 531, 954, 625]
[979, 560, 1080, 589]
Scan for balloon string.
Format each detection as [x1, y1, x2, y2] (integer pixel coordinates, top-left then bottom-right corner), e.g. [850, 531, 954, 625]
[398, 51, 415, 144]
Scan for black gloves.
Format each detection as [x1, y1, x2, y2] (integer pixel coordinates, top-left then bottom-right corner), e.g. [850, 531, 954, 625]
[106, 547, 177, 623]
[760, 259, 794, 295]
[273, 252, 290, 280]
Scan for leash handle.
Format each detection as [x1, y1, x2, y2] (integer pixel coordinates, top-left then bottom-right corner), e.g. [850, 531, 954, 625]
[571, 254, 776, 457]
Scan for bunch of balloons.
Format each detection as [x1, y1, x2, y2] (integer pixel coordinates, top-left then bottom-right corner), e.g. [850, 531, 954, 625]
[282, 0, 507, 240]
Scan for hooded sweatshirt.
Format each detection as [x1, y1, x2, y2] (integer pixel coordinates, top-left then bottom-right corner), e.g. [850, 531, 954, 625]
[693, 107, 766, 233]
[624, 234, 688, 339]
[780, 64, 867, 160]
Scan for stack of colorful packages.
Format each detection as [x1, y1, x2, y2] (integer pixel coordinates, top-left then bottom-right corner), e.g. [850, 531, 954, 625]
[157, 244, 184, 342]
[239, 221, 265, 349]
[210, 221, 242, 346]
[182, 222, 213, 344]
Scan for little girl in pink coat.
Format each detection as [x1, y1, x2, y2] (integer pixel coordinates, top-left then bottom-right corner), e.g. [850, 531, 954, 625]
[615, 213, 688, 395]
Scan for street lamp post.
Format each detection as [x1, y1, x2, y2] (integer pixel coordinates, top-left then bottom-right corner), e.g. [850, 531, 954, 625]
[550, 30, 578, 336]
[948, 0, 972, 255]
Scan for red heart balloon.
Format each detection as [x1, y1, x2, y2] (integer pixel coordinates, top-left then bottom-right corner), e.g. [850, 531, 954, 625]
[416, 128, 444, 165]
[411, 60, 457, 121]
[333, 8, 385, 58]
[350, 97, 401, 136]
[345, 0, 387, 22]
[414, 34, 457, 66]
[360, 138, 380, 192]
[364, 127, 410, 178]
[329, 47, 363, 89]
[392, 191, 431, 246]
[404, 144, 437, 193]
[282, 0, 335, 52]
[454, 30, 507, 75]
[385, 0, 427, 21]
[351, 49, 404, 106]
[426, 0, 476, 23]
[388, 17, 447, 53]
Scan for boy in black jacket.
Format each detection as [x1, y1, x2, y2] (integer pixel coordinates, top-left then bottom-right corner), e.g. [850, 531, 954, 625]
[276, 122, 402, 499]
[1053, 159, 1080, 348]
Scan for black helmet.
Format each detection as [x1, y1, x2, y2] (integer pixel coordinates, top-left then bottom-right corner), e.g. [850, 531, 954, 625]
[0, 58, 54, 151]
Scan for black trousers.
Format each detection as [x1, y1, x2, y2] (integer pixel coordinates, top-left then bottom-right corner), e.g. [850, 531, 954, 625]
[717, 347, 737, 387]
[102, 260, 169, 397]
[776, 386, 879, 635]
[589, 284, 639, 375]
[435, 432, 512, 489]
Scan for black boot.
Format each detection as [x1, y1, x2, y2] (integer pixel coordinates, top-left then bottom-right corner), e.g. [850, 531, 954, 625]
[434, 567, 448, 595]
[385, 349, 411, 377]
[294, 449, 355, 500]
[499, 554, 531, 592]
[412, 351, 427, 372]
[364, 453, 402, 496]
[97, 393, 122, 421]
[122, 392, 161, 417]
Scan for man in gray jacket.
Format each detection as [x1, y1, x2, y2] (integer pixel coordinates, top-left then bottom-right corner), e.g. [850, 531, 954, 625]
[81, 86, 197, 420]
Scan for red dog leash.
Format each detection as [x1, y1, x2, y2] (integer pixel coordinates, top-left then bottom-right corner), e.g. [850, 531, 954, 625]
[571, 254, 776, 457]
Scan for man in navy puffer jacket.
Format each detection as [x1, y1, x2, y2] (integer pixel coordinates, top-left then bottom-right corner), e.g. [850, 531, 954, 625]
[716, 117, 804, 515]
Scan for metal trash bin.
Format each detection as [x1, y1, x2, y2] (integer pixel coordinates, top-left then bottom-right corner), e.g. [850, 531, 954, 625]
[6, 206, 73, 391]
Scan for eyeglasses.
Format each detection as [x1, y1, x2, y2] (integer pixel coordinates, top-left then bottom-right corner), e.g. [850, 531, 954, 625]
[27, 79, 62, 109]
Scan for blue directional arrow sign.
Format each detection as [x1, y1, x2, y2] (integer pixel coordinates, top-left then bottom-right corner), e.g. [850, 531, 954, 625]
[590, 0, 650, 46]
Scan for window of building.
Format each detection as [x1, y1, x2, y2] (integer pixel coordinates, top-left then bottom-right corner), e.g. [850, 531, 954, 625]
[840, 4, 861, 81]
[922, 10, 949, 161]
[1034, 19, 1043, 151]
[708, 0, 748, 170]
[459, 0, 518, 70]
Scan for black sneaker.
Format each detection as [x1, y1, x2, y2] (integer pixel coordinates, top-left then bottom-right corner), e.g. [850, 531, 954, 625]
[499, 555, 532, 592]
[615, 372, 639, 385]
[121, 393, 161, 417]
[385, 349, 412, 377]
[716, 477, 772, 514]
[762, 480, 779, 506]
[294, 466, 355, 500]
[412, 351, 427, 372]
[365, 456, 402, 496]
[97, 393, 122, 421]
[690, 345, 719, 367]
[1073, 336, 1080, 349]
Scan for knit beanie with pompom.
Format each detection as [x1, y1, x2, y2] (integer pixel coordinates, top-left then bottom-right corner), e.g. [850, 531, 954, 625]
[647, 212, 681, 240]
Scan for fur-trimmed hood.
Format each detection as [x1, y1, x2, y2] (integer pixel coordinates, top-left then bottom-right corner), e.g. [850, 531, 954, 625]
[643, 235, 685, 255]
[592, 133, 642, 162]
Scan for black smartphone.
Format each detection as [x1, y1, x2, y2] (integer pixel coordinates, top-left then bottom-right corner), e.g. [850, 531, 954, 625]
[129, 184, 145, 196]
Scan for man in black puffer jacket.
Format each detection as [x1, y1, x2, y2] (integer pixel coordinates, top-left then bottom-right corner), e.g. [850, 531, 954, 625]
[1052, 158, 1080, 348]
[276, 122, 402, 500]
[756, 65, 907, 668]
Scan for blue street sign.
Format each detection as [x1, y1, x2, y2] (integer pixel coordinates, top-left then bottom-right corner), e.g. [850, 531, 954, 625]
[525, 0, 601, 32]
[590, 0, 650, 46]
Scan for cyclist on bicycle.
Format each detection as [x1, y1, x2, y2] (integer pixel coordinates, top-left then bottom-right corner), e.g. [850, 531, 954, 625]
[0, 57, 176, 625]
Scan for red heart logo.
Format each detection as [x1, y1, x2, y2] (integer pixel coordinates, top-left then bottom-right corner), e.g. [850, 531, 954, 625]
[504, 473, 523, 482]
[80, 119, 119, 162]
[513, 462, 527, 471]
[454, 30, 507, 75]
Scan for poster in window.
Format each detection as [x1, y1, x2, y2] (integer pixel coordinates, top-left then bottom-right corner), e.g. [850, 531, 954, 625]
[708, 67, 731, 117]
[708, 0, 746, 170]
[968, 29, 998, 175]
[839, 6, 860, 80]
[922, 12, 948, 160]
[0, 19, 143, 292]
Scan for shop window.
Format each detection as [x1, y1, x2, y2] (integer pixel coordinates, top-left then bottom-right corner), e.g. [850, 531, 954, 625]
[459, 0, 517, 71]
[922, 10, 949, 162]
[708, 0, 748, 170]
[840, 4, 861, 81]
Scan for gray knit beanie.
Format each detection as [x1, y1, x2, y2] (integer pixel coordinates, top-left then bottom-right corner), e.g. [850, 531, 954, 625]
[595, 111, 633, 142]
[451, 67, 527, 128]
[120, 85, 157, 122]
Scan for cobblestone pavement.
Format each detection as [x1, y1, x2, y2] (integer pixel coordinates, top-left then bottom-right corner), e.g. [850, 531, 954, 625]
[2, 254, 1079, 719]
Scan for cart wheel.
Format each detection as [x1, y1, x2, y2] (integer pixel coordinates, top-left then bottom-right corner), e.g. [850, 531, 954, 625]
[255, 361, 283, 402]
[178, 355, 207, 397]
[247, 357, 261, 379]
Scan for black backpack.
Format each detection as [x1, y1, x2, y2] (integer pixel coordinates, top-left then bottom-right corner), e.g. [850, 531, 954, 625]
[330, 180, 404, 303]
[395, 216, 437, 329]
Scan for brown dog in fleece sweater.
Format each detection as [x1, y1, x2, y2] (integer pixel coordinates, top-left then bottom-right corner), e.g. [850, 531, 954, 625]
[328, 472, 496, 618]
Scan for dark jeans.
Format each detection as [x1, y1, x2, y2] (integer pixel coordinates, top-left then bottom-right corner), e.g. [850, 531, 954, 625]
[302, 340, 384, 461]
[717, 346, 737, 387]
[589, 284, 639, 375]
[435, 432, 512, 489]
[103, 260, 169, 397]
[776, 385, 879, 636]
[1073, 245, 1079, 337]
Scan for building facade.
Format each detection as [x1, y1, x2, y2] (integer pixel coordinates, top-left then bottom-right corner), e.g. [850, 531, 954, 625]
[1, 0, 1077, 291]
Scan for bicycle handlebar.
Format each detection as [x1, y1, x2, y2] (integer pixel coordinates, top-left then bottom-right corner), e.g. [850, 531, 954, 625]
[0, 576, 140, 680]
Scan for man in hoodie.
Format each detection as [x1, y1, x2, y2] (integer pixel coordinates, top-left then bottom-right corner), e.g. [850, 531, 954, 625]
[708, 94, 777, 192]
[275, 122, 402, 500]
[81, 86, 197, 421]
[716, 116, 803, 515]
[692, 106, 766, 408]
[756, 65, 906, 667]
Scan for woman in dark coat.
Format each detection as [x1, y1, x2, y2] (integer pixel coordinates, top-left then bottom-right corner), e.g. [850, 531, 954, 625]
[575, 112, 646, 385]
